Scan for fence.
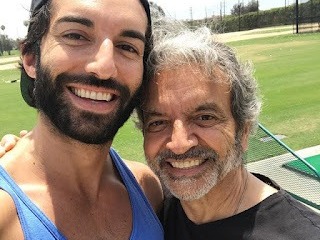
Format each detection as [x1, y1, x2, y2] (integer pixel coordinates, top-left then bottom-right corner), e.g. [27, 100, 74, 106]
[246, 123, 320, 210]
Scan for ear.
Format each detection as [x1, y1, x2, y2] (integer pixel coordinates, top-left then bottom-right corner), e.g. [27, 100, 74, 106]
[240, 122, 251, 152]
[22, 53, 37, 79]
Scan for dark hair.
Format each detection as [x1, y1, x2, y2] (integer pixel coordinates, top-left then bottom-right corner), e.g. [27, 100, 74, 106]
[20, 0, 153, 108]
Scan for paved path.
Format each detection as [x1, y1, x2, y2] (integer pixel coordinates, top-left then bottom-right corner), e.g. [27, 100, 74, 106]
[0, 56, 20, 64]
[218, 29, 292, 43]
[0, 56, 20, 70]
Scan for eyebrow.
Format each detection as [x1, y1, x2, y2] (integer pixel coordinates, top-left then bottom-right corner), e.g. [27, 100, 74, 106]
[120, 30, 146, 43]
[142, 109, 162, 118]
[56, 16, 94, 27]
[141, 109, 166, 123]
[194, 102, 228, 120]
[55, 16, 146, 43]
[195, 102, 223, 113]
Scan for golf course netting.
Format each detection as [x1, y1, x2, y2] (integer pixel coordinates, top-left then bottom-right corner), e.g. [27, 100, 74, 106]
[245, 123, 320, 210]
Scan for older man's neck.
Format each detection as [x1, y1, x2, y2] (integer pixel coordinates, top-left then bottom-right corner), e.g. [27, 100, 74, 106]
[180, 167, 277, 224]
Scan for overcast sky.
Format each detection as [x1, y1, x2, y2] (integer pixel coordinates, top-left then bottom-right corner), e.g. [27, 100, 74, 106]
[0, 0, 299, 39]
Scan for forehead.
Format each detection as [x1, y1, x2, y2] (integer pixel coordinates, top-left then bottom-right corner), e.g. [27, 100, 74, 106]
[50, 0, 148, 31]
[145, 65, 231, 111]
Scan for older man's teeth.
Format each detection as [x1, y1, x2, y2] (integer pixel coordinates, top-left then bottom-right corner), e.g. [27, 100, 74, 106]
[171, 159, 205, 169]
[72, 88, 112, 101]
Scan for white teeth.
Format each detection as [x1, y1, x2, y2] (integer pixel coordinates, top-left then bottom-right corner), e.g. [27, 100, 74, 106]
[90, 91, 96, 99]
[85, 90, 90, 99]
[97, 92, 103, 100]
[71, 87, 113, 101]
[171, 159, 205, 169]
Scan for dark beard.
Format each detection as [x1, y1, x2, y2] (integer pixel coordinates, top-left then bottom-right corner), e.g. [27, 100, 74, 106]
[33, 65, 140, 144]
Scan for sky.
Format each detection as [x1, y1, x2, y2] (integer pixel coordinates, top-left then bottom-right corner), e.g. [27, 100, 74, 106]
[0, 0, 298, 39]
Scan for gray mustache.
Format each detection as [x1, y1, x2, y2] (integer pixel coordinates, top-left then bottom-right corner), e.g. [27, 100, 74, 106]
[156, 147, 219, 162]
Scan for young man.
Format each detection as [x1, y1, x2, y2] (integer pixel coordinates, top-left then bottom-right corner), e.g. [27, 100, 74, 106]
[137, 25, 320, 239]
[0, 0, 163, 239]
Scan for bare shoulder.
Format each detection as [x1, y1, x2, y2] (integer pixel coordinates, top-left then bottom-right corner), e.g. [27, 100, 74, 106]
[0, 190, 24, 239]
[124, 160, 163, 214]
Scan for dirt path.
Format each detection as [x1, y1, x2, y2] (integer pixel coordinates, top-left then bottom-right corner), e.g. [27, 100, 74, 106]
[217, 29, 292, 43]
[0, 56, 20, 64]
[0, 56, 20, 71]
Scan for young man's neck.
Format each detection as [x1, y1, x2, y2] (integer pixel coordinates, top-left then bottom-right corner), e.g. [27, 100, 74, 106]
[21, 116, 115, 194]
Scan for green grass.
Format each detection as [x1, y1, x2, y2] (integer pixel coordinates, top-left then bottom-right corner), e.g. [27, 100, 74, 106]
[228, 33, 320, 150]
[0, 31, 319, 162]
[0, 69, 20, 82]
[112, 116, 145, 162]
[0, 70, 37, 138]
[0, 50, 20, 57]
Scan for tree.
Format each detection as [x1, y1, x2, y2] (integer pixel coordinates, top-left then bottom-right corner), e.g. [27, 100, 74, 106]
[231, 1, 259, 16]
[231, 2, 245, 16]
[245, 0, 259, 13]
[0, 34, 14, 56]
[0, 25, 5, 55]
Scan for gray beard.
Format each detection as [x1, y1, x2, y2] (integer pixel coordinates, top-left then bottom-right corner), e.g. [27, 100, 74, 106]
[147, 138, 244, 201]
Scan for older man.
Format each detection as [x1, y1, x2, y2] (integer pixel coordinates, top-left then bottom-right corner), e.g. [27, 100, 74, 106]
[0, 0, 163, 239]
[137, 24, 320, 239]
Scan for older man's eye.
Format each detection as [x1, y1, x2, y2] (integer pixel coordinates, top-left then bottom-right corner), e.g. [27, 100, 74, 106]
[198, 115, 214, 121]
[146, 120, 167, 133]
[195, 114, 222, 127]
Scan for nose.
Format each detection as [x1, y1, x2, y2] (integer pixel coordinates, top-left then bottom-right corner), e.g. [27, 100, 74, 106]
[85, 38, 118, 79]
[166, 120, 198, 155]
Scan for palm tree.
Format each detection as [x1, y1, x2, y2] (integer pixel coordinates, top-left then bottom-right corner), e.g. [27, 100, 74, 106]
[0, 25, 5, 55]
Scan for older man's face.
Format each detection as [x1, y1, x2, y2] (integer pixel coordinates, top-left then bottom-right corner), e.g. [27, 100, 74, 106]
[142, 65, 246, 201]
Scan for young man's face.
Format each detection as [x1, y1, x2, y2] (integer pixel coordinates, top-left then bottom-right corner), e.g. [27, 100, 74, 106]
[142, 65, 246, 201]
[25, 0, 148, 144]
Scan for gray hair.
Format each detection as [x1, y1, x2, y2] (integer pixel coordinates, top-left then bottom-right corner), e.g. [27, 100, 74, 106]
[137, 19, 262, 136]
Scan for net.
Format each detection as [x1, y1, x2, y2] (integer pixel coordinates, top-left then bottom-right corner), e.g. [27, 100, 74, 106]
[245, 123, 320, 210]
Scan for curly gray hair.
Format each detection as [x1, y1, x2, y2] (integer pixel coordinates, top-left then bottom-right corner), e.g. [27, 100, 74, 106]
[137, 18, 261, 136]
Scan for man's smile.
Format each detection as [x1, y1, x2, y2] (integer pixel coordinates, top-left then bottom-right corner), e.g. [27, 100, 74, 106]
[66, 84, 121, 114]
[169, 159, 206, 169]
[70, 86, 115, 102]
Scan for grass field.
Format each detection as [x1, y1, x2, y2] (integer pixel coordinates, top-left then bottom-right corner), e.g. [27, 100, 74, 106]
[228, 32, 320, 151]
[0, 31, 319, 163]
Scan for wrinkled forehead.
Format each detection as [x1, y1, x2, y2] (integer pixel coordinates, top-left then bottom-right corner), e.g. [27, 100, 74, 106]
[150, 65, 229, 93]
[143, 65, 231, 109]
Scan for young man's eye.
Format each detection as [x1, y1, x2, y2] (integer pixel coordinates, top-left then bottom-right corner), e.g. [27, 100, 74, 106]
[117, 44, 140, 56]
[63, 33, 87, 41]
